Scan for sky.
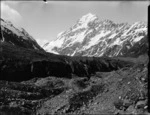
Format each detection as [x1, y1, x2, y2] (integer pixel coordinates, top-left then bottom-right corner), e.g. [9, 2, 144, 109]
[1, 1, 148, 44]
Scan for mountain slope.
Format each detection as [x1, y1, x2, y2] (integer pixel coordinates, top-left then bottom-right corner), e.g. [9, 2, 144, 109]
[44, 13, 148, 57]
[0, 18, 44, 51]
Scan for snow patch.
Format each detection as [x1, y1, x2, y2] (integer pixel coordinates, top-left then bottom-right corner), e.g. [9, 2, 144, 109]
[70, 31, 86, 44]
[83, 31, 111, 49]
[1, 19, 35, 42]
[45, 47, 59, 54]
[71, 49, 77, 56]
[122, 22, 139, 36]
[57, 31, 64, 38]
[52, 37, 65, 48]
[135, 28, 147, 33]
[109, 37, 121, 47]
[109, 33, 116, 39]
[133, 36, 143, 42]
[1, 20, 21, 36]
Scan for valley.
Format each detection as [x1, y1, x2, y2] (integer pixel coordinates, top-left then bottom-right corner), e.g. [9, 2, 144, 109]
[0, 15, 148, 115]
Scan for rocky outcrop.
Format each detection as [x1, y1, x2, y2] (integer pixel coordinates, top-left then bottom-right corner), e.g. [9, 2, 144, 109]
[0, 63, 148, 115]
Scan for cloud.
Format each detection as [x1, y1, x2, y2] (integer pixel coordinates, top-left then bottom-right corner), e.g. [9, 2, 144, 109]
[1, 1, 22, 26]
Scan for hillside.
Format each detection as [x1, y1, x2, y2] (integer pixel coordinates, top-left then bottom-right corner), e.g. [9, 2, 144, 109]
[1, 18, 44, 51]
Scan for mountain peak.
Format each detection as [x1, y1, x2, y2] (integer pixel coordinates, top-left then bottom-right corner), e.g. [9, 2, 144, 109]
[78, 13, 98, 24]
[71, 13, 98, 30]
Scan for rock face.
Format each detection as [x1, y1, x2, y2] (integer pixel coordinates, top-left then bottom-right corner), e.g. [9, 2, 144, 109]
[44, 13, 148, 57]
[0, 18, 44, 51]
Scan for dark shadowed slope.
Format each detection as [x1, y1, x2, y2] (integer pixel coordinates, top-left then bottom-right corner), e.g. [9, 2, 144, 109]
[0, 41, 134, 81]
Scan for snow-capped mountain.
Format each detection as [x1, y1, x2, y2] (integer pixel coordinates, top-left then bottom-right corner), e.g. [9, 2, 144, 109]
[44, 13, 148, 57]
[0, 18, 43, 51]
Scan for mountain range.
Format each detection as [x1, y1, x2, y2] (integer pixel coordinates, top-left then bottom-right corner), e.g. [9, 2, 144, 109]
[43, 13, 148, 57]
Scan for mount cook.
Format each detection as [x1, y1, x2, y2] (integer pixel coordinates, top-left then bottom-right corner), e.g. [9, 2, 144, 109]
[43, 13, 148, 57]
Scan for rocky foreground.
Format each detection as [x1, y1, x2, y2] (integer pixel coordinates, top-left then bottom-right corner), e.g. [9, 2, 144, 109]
[0, 63, 148, 115]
